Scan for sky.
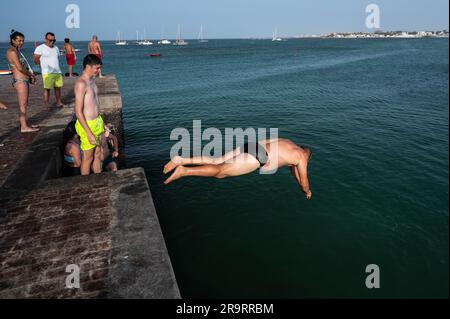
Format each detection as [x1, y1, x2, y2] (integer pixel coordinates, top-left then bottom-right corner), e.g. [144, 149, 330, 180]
[0, 0, 448, 41]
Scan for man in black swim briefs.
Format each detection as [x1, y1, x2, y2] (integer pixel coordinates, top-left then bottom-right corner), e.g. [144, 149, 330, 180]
[163, 138, 313, 200]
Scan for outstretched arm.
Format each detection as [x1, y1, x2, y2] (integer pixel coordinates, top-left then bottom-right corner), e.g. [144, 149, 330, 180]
[109, 133, 119, 158]
[290, 164, 312, 199]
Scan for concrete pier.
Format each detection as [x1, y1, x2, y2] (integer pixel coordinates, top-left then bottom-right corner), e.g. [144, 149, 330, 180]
[0, 75, 180, 298]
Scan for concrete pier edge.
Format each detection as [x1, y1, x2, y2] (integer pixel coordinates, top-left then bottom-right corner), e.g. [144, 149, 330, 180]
[0, 75, 180, 299]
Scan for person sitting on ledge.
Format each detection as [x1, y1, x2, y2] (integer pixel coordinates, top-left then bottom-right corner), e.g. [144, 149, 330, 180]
[100, 123, 119, 172]
[163, 138, 313, 200]
[62, 121, 82, 176]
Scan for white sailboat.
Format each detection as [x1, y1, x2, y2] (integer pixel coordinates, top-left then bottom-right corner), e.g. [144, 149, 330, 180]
[136, 30, 141, 45]
[173, 24, 188, 46]
[140, 28, 153, 45]
[272, 28, 283, 42]
[158, 26, 171, 45]
[198, 25, 208, 43]
[115, 31, 128, 45]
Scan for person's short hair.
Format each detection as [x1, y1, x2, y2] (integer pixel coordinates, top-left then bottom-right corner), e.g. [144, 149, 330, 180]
[83, 54, 103, 69]
[45, 32, 55, 39]
[64, 38, 70, 43]
[92, 35, 98, 40]
[10, 29, 24, 45]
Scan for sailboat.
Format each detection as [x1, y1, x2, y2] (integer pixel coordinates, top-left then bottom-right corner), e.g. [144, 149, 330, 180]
[272, 28, 283, 42]
[158, 26, 171, 45]
[173, 24, 188, 46]
[116, 31, 128, 45]
[198, 25, 208, 43]
[136, 31, 141, 45]
[140, 28, 153, 45]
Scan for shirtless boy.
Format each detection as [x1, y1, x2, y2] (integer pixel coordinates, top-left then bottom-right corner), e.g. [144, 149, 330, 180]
[74, 54, 104, 175]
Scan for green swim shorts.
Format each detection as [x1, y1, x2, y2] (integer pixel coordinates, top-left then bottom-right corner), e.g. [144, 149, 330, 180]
[42, 73, 64, 89]
[75, 116, 105, 151]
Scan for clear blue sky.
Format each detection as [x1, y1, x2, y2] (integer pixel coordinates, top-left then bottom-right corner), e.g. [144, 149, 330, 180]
[0, 0, 448, 41]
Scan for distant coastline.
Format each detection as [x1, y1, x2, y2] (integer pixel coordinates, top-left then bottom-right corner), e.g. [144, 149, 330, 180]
[297, 30, 449, 39]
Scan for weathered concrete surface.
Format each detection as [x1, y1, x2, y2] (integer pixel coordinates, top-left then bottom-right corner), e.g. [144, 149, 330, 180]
[109, 169, 180, 299]
[0, 75, 73, 187]
[0, 75, 180, 299]
[0, 168, 180, 299]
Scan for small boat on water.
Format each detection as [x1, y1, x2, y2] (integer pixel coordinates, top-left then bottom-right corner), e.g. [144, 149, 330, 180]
[198, 25, 208, 43]
[145, 53, 162, 57]
[158, 26, 171, 45]
[115, 32, 128, 46]
[272, 28, 284, 42]
[138, 29, 153, 45]
[173, 25, 189, 46]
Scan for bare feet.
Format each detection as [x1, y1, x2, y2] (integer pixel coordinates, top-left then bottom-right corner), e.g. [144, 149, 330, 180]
[21, 126, 40, 133]
[164, 166, 185, 185]
[0, 102, 7, 110]
[163, 156, 183, 174]
[55, 103, 66, 108]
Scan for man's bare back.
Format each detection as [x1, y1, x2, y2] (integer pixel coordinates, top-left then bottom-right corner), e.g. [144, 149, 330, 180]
[64, 43, 74, 54]
[260, 138, 309, 170]
[88, 40, 101, 55]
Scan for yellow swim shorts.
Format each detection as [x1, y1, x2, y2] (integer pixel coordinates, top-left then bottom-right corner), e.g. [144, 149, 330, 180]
[42, 73, 64, 89]
[75, 116, 105, 151]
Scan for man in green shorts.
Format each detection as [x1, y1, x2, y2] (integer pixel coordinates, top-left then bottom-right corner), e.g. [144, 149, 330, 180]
[33, 32, 65, 107]
[74, 54, 104, 175]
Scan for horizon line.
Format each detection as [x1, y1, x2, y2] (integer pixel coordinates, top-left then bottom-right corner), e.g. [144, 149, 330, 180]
[1, 28, 448, 43]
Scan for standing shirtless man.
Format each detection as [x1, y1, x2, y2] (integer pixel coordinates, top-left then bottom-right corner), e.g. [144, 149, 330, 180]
[74, 54, 104, 175]
[64, 38, 76, 77]
[164, 138, 313, 199]
[88, 35, 104, 78]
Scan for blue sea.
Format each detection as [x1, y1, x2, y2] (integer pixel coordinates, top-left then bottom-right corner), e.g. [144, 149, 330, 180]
[2, 38, 448, 298]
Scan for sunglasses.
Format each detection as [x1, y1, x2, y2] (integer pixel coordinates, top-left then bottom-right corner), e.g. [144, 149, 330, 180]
[47, 38, 56, 42]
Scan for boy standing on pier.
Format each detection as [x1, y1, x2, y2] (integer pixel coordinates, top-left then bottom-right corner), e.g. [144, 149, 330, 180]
[74, 54, 104, 175]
